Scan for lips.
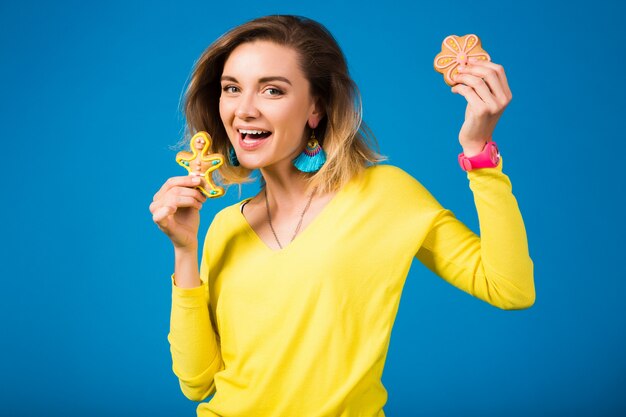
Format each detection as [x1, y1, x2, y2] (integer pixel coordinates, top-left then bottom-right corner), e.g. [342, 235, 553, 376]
[237, 128, 272, 151]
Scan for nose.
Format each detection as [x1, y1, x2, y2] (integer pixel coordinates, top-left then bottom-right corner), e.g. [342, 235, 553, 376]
[235, 92, 260, 119]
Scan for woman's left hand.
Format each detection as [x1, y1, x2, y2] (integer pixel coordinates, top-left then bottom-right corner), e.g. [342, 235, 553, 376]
[452, 58, 512, 156]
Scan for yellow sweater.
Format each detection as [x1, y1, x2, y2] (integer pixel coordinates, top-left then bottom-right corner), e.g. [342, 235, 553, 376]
[168, 160, 535, 417]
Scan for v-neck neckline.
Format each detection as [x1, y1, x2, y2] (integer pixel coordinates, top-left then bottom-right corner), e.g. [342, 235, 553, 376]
[235, 176, 357, 255]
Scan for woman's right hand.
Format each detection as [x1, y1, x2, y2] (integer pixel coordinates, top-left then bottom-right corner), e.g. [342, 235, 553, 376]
[149, 176, 208, 251]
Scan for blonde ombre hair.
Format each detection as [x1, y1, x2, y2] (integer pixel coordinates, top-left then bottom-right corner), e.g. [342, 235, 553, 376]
[183, 15, 385, 193]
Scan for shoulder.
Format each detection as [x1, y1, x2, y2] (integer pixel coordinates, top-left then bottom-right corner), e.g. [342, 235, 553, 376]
[204, 199, 245, 233]
[356, 164, 443, 212]
[361, 164, 428, 193]
[203, 197, 249, 246]
[214, 198, 250, 222]
[365, 163, 413, 179]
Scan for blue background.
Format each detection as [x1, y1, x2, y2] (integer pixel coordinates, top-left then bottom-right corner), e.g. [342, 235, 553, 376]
[1, 0, 624, 416]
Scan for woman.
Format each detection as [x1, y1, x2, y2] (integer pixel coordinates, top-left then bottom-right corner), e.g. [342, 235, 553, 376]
[149, 15, 535, 417]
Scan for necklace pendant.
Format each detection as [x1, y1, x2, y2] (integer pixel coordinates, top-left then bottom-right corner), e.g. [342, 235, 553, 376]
[264, 187, 316, 250]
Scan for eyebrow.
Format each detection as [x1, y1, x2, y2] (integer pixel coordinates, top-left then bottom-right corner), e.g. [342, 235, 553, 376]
[220, 75, 292, 86]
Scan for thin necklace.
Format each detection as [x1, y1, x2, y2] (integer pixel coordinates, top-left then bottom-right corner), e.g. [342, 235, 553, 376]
[265, 187, 316, 249]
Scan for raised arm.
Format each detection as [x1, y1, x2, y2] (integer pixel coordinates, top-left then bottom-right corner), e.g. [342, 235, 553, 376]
[415, 56, 534, 309]
[416, 159, 535, 310]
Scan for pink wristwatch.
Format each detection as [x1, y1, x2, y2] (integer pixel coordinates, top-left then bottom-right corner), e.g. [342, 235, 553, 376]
[458, 141, 500, 171]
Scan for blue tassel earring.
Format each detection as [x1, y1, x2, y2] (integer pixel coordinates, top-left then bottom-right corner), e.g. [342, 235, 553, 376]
[229, 146, 240, 166]
[293, 131, 326, 173]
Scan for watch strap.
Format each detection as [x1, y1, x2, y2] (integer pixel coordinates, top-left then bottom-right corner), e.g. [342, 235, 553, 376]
[458, 141, 500, 171]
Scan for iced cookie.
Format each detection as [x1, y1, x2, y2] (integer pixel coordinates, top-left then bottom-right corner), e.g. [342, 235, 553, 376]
[434, 34, 491, 86]
[176, 131, 225, 198]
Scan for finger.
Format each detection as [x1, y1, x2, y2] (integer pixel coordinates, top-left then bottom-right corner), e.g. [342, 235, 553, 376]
[169, 195, 203, 211]
[169, 186, 208, 203]
[149, 187, 205, 215]
[453, 72, 499, 112]
[149, 200, 159, 215]
[153, 175, 202, 202]
[153, 205, 176, 225]
[153, 175, 201, 202]
[451, 83, 490, 114]
[468, 59, 512, 99]
[457, 64, 507, 106]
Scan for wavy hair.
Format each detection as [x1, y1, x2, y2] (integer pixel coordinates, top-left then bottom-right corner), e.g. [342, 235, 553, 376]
[182, 15, 385, 193]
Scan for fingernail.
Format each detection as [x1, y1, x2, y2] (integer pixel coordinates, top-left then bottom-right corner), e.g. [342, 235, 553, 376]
[469, 57, 478, 63]
[192, 177, 201, 184]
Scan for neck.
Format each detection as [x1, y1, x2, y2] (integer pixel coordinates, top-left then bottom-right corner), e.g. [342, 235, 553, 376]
[260, 164, 313, 213]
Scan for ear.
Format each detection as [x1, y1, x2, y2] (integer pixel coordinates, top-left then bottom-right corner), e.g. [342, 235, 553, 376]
[308, 97, 324, 129]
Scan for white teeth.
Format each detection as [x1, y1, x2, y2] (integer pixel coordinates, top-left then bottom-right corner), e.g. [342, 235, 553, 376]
[238, 129, 269, 134]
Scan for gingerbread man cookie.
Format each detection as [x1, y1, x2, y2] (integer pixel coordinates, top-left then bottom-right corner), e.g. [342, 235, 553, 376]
[176, 131, 225, 198]
[434, 34, 491, 86]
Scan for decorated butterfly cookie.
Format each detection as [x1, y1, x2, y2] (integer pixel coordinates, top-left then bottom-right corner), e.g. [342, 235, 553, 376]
[176, 131, 225, 198]
[434, 34, 491, 86]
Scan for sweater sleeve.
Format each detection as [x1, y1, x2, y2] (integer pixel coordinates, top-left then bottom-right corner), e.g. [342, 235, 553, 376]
[415, 157, 535, 310]
[167, 220, 224, 401]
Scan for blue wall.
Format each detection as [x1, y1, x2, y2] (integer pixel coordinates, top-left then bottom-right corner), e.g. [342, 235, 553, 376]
[1, 0, 624, 415]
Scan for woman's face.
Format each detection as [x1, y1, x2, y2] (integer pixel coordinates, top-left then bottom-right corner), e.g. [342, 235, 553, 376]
[219, 40, 322, 171]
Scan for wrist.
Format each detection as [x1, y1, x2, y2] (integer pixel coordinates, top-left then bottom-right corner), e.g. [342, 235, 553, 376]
[174, 243, 198, 257]
[460, 140, 489, 157]
[173, 248, 201, 289]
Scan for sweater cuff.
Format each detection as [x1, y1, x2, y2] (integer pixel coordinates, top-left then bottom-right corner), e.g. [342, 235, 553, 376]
[466, 155, 504, 184]
[171, 274, 208, 308]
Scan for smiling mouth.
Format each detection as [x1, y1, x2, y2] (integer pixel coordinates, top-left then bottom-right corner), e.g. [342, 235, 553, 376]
[239, 129, 272, 145]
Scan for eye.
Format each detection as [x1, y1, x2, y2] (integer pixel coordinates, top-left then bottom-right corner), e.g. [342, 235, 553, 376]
[264, 87, 284, 97]
[222, 85, 239, 94]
